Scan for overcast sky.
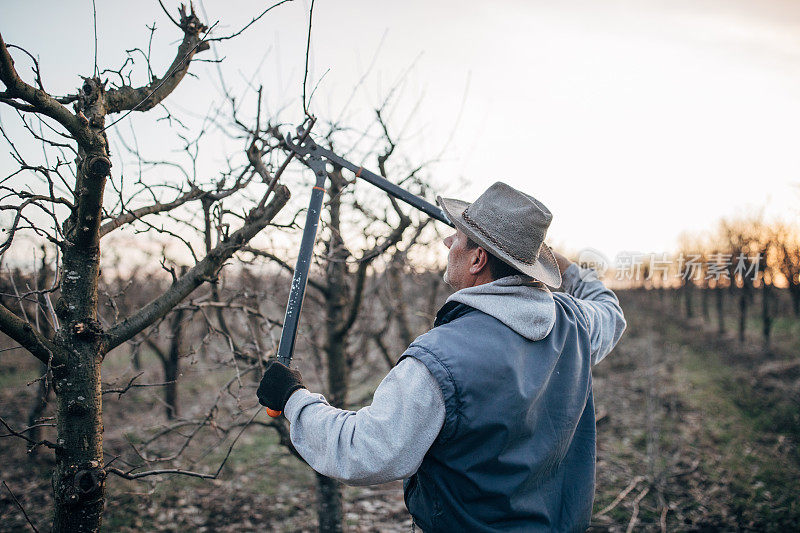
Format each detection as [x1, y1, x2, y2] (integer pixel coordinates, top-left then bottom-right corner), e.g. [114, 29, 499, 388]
[3, 0, 800, 262]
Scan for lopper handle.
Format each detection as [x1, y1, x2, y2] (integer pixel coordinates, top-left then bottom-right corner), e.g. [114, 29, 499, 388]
[266, 176, 327, 420]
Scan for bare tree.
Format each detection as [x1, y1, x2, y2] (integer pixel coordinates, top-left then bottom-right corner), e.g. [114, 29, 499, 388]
[772, 220, 800, 316]
[715, 216, 765, 343]
[143, 265, 188, 419]
[709, 249, 731, 335]
[676, 234, 705, 320]
[0, 5, 293, 531]
[311, 111, 448, 532]
[242, 104, 443, 531]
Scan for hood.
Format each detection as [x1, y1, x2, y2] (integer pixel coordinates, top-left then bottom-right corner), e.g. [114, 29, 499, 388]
[446, 275, 556, 341]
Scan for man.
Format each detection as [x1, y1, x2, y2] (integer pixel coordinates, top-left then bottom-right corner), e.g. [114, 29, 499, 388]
[257, 182, 626, 532]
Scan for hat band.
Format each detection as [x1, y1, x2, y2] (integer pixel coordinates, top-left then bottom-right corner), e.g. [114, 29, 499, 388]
[461, 208, 539, 265]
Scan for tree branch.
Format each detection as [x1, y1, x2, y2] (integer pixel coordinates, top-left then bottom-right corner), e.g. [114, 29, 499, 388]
[335, 207, 411, 338]
[105, 465, 218, 480]
[105, 5, 210, 114]
[144, 338, 167, 364]
[98, 186, 204, 237]
[240, 246, 328, 295]
[0, 415, 63, 452]
[207, 0, 295, 42]
[103, 185, 290, 352]
[0, 301, 60, 365]
[1, 480, 39, 533]
[106, 406, 260, 480]
[0, 32, 96, 148]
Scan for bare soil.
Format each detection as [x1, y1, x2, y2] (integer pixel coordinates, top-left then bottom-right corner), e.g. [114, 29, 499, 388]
[1, 289, 799, 531]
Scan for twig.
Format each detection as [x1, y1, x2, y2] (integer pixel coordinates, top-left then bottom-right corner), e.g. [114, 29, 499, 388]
[256, 116, 316, 210]
[106, 408, 259, 480]
[0, 345, 26, 354]
[208, 0, 294, 42]
[105, 466, 217, 481]
[157, 0, 181, 29]
[6, 267, 30, 323]
[596, 475, 645, 516]
[305, 68, 329, 111]
[239, 245, 326, 295]
[625, 484, 650, 533]
[372, 332, 395, 370]
[0, 416, 62, 451]
[91, 0, 99, 78]
[102, 372, 176, 399]
[667, 458, 700, 478]
[2, 480, 39, 533]
[302, 0, 315, 117]
[43, 292, 59, 331]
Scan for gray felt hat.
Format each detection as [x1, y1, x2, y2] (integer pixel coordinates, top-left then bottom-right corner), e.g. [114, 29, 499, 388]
[437, 182, 562, 288]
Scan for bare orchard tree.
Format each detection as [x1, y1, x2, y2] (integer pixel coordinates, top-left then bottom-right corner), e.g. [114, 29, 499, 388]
[772, 220, 800, 316]
[715, 215, 766, 344]
[0, 5, 294, 531]
[241, 106, 445, 532]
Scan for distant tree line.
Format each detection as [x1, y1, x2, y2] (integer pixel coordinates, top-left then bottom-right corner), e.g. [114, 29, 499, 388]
[604, 213, 800, 350]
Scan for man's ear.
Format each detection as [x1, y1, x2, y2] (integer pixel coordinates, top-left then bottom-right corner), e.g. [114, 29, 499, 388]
[470, 246, 490, 275]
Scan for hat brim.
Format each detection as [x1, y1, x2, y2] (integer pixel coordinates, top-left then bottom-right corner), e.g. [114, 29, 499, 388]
[438, 196, 563, 288]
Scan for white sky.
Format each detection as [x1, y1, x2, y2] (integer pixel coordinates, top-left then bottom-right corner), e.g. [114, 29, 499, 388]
[3, 0, 800, 262]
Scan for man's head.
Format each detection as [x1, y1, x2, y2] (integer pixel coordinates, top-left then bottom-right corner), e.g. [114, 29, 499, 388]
[443, 229, 522, 290]
[438, 182, 562, 291]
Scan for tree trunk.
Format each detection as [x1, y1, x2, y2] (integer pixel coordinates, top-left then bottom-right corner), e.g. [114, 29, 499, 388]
[131, 349, 142, 371]
[163, 272, 187, 420]
[388, 256, 414, 347]
[29, 252, 53, 457]
[49, 77, 112, 529]
[164, 310, 184, 420]
[324, 172, 350, 409]
[790, 284, 800, 317]
[0, 12, 229, 532]
[318, 171, 348, 533]
[738, 287, 748, 343]
[683, 281, 694, 319]
[762, 279, 772, 351]
[164, 363, 179, 419]
[316, 472, 344, 533]
[716, 286, 726, 335]
[27, 362, 51, 458]
[52, 241, 107, 532]
[427, 274, 442, 323]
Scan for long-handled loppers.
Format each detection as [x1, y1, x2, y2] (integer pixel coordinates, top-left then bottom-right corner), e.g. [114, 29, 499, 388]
[265, 123, 453, 417]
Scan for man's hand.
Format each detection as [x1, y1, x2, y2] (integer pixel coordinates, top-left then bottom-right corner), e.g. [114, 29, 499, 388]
[551, 249, 573, 275]
[257, 360, 306, 413]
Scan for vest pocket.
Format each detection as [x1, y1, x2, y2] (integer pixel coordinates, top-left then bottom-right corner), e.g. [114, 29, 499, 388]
[430, 485, 444, 525]
[405, 474, 445, 530]
[404, 475, 418, 510]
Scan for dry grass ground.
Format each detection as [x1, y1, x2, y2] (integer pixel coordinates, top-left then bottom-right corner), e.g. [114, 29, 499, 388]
[591, 290, 800, 532]
[1, 288, 798, 531]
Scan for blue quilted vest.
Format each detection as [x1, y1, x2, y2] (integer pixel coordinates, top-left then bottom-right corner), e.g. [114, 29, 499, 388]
[400, 294, 595, 532]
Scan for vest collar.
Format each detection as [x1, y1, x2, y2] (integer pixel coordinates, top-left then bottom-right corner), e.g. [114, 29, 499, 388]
[434, 301, 475, 327]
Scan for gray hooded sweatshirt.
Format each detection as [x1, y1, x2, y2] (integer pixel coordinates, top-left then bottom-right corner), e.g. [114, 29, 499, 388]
[283, 263, 625, 486]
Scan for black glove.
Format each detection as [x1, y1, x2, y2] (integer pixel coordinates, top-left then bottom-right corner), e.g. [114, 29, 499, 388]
[257, 360, 305, 412]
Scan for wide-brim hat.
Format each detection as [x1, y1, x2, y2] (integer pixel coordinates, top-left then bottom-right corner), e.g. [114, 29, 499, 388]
[437, 182, 562, 288]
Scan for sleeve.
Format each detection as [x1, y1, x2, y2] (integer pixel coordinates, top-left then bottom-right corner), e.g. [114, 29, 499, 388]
[560, 263, 627, 365]
[282, 356, 446, 486]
